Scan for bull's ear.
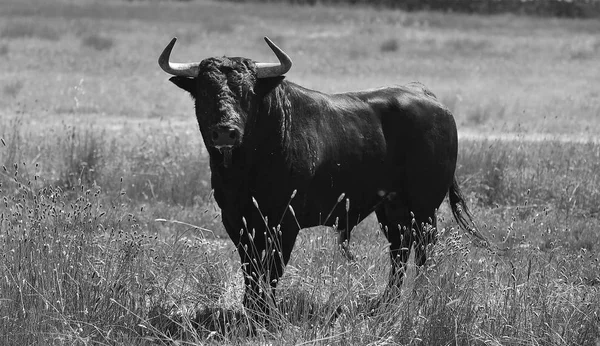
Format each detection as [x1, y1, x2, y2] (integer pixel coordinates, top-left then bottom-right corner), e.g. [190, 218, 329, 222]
[169, 76, 196, 96]
[254, 76, 285, 97]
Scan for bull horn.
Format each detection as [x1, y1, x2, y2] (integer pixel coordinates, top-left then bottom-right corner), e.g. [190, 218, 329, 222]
[158, 38, 200, 78]
[256, 37, 293, 78]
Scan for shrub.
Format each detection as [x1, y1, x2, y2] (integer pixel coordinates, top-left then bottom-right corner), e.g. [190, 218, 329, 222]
[0, 21, 60, 41]
[2, 80, 24, 99]
[81, 34, 114, 51]
[464, 99, 507, 126]
[57, 126, 104, 189]
[0, 118, 23, 170]
[380, 38, 399, 53]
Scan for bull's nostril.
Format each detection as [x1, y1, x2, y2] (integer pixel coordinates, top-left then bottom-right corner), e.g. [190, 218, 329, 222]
[212, 127, 239, 146]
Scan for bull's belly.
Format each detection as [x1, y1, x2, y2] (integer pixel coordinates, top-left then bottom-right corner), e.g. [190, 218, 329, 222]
[297, 176, 386, 230]
[292, 145, 454, 229]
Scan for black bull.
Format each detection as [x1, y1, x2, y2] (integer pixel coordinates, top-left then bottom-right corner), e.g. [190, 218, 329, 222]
[159, 37, 484, 316]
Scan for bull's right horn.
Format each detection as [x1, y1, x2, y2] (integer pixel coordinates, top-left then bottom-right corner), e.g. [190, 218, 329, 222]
[256, 37, 293, 78]
[158, 38, 201, 78]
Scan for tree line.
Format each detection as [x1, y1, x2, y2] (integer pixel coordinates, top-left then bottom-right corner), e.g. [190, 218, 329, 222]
[225, 0, 600, 18]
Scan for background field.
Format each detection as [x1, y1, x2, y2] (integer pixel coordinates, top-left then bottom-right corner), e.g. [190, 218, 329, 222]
[1, 0, 599, 345]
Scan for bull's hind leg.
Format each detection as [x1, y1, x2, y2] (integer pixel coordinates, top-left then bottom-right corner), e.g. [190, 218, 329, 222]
[375, 202, 413, 289]
[413, 211, 438, 268]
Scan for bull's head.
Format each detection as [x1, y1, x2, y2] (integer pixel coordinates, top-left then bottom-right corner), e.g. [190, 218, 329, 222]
[158, 37, 292, 167]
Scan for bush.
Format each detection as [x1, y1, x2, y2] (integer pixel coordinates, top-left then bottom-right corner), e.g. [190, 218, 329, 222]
[2, 81, 23, 99]
[223, 0, 600, 18]
[380, 38, 399, 53]
[0, 21, 61, 40]
[58, 126, 104, 189]
[81, 34, 114, 51]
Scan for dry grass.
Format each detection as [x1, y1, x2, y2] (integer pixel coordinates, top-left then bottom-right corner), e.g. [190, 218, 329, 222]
[1, 20, 61, 41]
[1, 156, 598, 344]
[0, 0, 599, 133]
[1, 0, 599, 345]
[2, 80, 23, 98]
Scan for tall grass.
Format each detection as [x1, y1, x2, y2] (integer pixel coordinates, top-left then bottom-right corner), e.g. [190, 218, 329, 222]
[1, 117, 599, 344]
[458, 138, 600, 251]
[0, 166, 147, 344]
[0, 127, 232, 343]
[1, 174, 598, 344]
[0, 118, 214, 213]
[0, 173, 236, 344]
[1, 0, 599, 344]
[7, 117, 596, 250]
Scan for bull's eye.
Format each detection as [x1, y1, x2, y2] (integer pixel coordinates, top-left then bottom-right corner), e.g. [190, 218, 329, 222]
[199, 90, 208, 98]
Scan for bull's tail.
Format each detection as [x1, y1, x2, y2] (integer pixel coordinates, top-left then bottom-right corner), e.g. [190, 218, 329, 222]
[448, 177, 491, 249]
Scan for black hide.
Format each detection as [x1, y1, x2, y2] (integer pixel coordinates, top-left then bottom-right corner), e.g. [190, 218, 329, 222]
[169, 56, 477, 318]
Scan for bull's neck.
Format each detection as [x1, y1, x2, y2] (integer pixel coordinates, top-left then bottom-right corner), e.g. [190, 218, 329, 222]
[209, 82, 295, 215]
[251, 81, 295, 162]
[209, 81, 295, 181]
[211, 82, 311, 180]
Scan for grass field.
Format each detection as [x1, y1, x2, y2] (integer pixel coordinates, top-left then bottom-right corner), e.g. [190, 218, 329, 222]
[1, 0, 599, 345]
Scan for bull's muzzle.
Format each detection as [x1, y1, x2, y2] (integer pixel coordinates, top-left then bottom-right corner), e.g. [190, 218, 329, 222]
[211, 126, 240, 147]
[211, 126, 240, 168]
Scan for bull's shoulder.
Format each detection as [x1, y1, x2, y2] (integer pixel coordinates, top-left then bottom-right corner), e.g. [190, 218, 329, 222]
[395, 83, 446, 113]
[403, 81, 437, 99]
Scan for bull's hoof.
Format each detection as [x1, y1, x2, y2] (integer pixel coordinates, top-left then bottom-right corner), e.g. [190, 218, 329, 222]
[193, 307, 250, 338]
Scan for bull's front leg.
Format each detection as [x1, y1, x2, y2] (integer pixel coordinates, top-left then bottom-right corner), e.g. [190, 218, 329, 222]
[237, 220, 299, 327]
[221, 211, 272, 325]
[236, 225, 285, 321]
[237, 228, 275, 325]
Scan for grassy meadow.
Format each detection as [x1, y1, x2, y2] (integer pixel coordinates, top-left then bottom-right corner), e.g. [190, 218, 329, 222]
[1, 0, 599, 344]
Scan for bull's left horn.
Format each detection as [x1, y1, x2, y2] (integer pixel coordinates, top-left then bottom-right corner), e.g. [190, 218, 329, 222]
[158, 38, 201, 78]
[256, 37, 293, 78]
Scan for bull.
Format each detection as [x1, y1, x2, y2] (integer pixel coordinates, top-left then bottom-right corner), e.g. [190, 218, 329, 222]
[158, 37, 485, 319]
